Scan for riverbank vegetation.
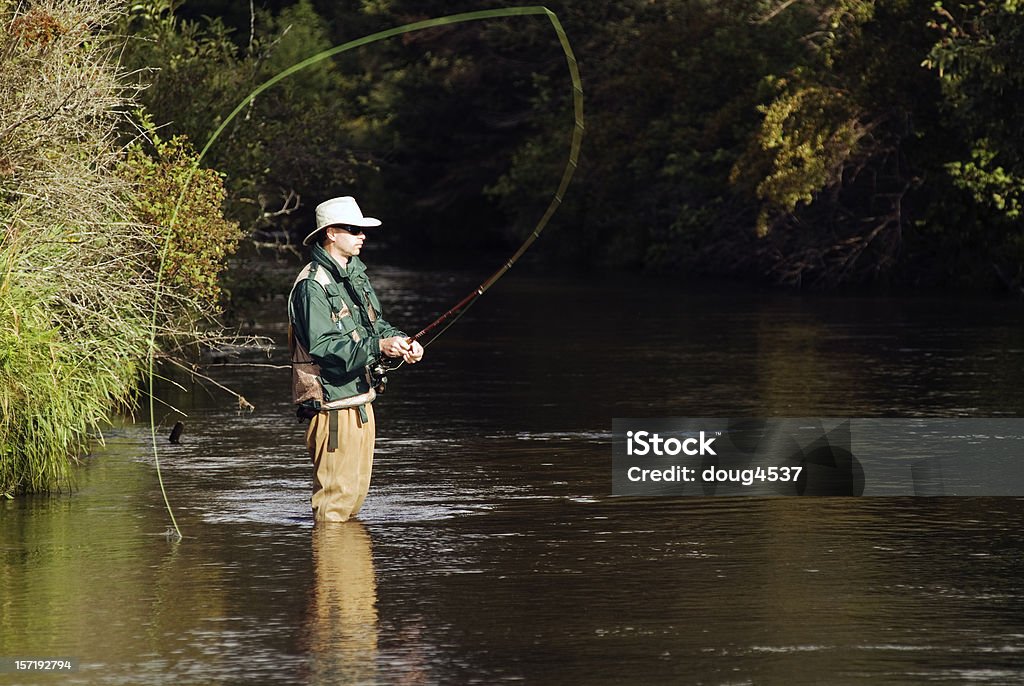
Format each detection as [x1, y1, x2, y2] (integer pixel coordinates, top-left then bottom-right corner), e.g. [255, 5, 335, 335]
[0, 0, 239, 495]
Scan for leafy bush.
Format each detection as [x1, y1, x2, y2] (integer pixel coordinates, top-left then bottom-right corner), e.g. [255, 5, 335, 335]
[121, 133, 242, 317]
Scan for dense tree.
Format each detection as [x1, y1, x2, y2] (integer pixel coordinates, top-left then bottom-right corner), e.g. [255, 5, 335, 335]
[124, 0, 1024, 290]
[925, 1, 1024, 290]
[729, 0, 949, 286]
[332, 0, 570, 249]
[726, 0, 1023, 288]
[490, 0, 820, 268]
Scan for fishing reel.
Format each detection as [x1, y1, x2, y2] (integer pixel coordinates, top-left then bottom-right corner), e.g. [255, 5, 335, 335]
[369, 357, 399, 394]
[370, 336, 420, 393]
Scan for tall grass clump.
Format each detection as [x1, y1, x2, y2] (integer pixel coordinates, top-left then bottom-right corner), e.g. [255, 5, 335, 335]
[1, 0, 240, 496]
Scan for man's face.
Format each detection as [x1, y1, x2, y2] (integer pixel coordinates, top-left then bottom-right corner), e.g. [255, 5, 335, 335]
[325, 225, 365, 258]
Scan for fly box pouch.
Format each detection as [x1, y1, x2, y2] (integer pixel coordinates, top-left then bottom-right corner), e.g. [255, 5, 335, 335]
[288, 323, 324, 405]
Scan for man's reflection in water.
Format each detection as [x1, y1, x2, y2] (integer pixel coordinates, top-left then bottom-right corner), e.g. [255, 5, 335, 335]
[307, 521, 378, 684]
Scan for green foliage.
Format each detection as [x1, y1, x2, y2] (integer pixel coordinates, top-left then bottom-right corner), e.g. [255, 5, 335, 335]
[731, 1, 882, 236]
[946, 144, 1024, 220]
[115, 0, 1024, 289]
[0, 271, 145, 496]
[734, 77, 867, 236]
[121, 132, 242, 313]
[485, 0, 820, 268]
[344, 0, 567, 249]
[926, 2, 1024, 229]
[725, 1, 998, 286]
[119, 0, 369, 238]
[1, 0, 147, 495]
[1, 0, 242, 495]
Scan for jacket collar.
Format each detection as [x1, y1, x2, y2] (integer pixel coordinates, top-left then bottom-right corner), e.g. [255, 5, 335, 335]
[310, 242, 366, 282]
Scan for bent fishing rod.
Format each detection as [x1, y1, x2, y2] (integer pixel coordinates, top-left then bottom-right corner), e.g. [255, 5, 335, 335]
[387, 16, 584, 364]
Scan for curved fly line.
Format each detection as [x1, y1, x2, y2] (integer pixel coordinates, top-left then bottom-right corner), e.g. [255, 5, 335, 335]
[146, 7, 584, 541]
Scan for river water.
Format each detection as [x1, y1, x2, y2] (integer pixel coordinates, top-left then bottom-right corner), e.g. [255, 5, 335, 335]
[3, 258, 1024, 684]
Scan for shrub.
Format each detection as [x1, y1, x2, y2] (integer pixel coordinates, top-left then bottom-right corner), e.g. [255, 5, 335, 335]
[121, 133, 242, 321]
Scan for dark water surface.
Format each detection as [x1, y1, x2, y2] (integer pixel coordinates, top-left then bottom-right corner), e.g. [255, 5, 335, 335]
[3, 260, 1024, 684]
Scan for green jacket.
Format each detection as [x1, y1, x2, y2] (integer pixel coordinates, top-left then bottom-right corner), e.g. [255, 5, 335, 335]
[288, 244, 404, 404]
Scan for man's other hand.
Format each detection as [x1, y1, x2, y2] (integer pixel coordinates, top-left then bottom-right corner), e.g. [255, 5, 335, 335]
[403, 340, 424, 364]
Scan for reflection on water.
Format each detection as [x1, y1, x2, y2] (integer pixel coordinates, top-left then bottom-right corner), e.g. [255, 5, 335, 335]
[305, 523, 378, 685]
[2, 262, 1024, 684]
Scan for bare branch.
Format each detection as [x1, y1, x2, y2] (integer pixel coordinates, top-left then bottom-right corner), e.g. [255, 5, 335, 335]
[754, 0, 805, 24]
[158, 356, 257, 412]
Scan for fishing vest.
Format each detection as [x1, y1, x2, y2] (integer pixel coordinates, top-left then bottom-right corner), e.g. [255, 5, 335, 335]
[288, 262, 378, 409]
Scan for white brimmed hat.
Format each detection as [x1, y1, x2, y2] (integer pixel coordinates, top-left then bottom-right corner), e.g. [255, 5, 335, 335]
[304, 196, 382, 246]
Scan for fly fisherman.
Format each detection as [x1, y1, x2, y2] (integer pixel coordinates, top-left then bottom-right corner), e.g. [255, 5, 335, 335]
[288, 196, 424, 522]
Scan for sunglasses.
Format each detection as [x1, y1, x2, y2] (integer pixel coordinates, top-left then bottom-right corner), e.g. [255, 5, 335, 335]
[330, 225, 365, 235]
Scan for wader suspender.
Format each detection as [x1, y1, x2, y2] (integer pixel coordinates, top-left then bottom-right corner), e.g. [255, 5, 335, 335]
[335, 276, 381, 427]
[328, 409, 339, 452]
